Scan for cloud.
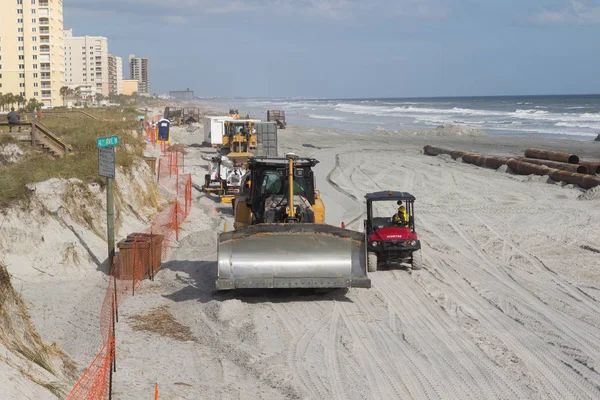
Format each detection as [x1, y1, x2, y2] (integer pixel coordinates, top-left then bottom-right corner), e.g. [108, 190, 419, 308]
[532, 0, 600, 25]
[162, 15, 188, 25]
[65, 0, 446, 21]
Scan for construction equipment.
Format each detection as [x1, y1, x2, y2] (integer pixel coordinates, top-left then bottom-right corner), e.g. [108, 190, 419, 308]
[267, 110, 287, 129]
[221, 120, 257, 158]
[202, 155, 246, 203]
[164, 106, 201, 125]
[364, 191, 422, 272]
[228, 109, 240, 119]
[216, 153, 371, 290]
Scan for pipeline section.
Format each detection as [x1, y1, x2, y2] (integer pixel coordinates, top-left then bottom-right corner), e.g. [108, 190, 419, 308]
[423, 145, 600, 190]
[524, 148, 579, 164]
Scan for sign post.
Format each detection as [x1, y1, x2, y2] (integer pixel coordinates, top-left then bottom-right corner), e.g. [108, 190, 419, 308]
[98, 136, 118, 400]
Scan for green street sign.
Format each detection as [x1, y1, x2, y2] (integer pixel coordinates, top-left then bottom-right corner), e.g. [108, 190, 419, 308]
[97, 136, 119, 148]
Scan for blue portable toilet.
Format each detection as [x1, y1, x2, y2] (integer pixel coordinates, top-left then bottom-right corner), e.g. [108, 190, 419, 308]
[157, 118, 170, 143]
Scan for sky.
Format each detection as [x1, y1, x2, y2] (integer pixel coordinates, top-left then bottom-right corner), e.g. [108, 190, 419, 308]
[64, 0, 600, 98]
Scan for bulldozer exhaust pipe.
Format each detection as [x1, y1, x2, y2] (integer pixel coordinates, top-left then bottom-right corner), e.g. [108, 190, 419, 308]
[287, 153, 297, 220]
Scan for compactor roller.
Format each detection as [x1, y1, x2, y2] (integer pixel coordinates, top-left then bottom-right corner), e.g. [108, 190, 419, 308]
[215, 153, 371, 291]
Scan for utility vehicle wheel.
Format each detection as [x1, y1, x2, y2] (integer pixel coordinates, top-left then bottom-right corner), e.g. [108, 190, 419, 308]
[367, 252, 378, 272]
[204, 174, 210, 189]
[231, 199, 236, 212]
[411, 250, 423, 270]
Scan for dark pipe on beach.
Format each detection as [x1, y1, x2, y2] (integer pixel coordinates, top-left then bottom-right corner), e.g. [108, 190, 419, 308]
[462, 154, 510, 169]
[548, 170, 600, 190]
[507, 159, 600, 189]
[578, 161, 600, 175]
[524, 148, 579, 164]
[423, 145, 467, 160]
[506, 159, 551, 176]
[516, 157, 588, 174]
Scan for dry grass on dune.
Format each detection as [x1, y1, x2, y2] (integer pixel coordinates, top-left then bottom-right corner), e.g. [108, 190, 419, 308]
[0, 107, 146, 208]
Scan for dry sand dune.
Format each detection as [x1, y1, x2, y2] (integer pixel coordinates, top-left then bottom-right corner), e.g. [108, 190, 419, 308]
[113, 123, 600, 399]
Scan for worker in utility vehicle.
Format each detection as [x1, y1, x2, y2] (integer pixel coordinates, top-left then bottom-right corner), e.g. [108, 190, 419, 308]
[392, 201, 409, 227]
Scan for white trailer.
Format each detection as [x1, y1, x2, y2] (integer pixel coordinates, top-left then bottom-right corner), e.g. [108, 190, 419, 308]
[203, 116, 263, 147]
[203, 116, 232, 147]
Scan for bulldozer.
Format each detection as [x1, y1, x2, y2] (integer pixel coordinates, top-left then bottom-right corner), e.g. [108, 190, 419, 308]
[215, 153, 371, 290]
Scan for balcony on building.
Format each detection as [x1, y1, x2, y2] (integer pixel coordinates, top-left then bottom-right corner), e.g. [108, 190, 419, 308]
[40, 36, 50, 44]
[39, 0, 49, 7]
[39, 18, 50, 26]
[41, 84, 51, 89]
[40, 46, 50, 54]
[40, 27, 50, 35]
[41, 91, 52, 99]
[41, 73, 51, 80]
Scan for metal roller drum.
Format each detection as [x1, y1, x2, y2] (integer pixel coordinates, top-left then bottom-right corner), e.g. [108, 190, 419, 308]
[216, 224, 371, 290]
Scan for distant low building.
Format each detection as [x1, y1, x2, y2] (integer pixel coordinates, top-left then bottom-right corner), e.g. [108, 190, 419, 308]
[122, 79, 139, 96]
[170, 89, 194, 100]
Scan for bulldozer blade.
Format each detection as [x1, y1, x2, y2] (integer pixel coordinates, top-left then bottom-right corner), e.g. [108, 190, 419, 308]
[216, 223, 371, 290]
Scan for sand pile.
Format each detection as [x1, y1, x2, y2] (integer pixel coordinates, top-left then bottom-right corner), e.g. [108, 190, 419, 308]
[372, 124, 487, 137]
[0, 263, 76, 399]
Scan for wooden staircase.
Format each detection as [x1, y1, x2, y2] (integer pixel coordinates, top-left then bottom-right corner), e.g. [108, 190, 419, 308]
[1, 122, 73, 157]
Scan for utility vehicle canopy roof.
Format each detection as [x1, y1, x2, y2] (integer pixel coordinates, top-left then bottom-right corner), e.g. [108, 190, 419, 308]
[365, 191, 416, 201]
[248, 157, 319, 168]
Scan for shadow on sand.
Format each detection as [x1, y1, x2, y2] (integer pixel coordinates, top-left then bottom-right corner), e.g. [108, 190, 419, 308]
[160, 259, 353, 304]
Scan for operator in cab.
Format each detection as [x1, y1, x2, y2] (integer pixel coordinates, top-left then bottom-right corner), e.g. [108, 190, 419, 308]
[392, 201, 409, 227]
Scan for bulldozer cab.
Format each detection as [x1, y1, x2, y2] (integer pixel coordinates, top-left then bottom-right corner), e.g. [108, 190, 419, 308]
[365, 191, 417, 234]
[247, 157, 317, 223]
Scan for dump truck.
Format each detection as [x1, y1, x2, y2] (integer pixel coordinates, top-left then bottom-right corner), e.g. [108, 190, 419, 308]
[215, 153, 371, 290]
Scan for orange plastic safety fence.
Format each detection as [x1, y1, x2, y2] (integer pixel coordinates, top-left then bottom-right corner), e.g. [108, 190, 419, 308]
[66, 119, 193, 400]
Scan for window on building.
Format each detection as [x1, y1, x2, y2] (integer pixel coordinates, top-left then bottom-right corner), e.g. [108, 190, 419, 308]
[32, 37, 36, 41]
[18, 37, 24, 42]
[19, 64, 24, 69]
[17, 9, 23, 14]
[33, 73, 37, 77]
[32, 46, 37, 50]
[34, 91, 38, 96]
[19, 73, 24, 78]
[32, 0, 36, 4]
[17, 0, 23, 4]
[18, 28, 24, 32]
[20, 92, 25, 96]
[32, 18, 36, 23]
[32, 28, 36, 32]
[18, 55, 24, 60]
[17, 18, 23, 23]
[0, 84, 2, 88]
[33, 64, 37, 68]
[31, 9, 36, 13]
[20, 83, 25, 87]
[33, 55, 37, 60]
[34, 83, 38, 87]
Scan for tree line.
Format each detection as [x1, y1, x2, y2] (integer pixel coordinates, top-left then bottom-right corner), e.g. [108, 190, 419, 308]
[0, 93, 44, 112]
[60, 86, 139, 107]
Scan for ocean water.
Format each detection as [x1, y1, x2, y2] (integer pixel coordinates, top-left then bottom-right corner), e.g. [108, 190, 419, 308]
[198, 95, 600, 141]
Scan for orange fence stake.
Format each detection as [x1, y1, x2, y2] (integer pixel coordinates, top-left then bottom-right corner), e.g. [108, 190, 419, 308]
[155, 382, 159, 400]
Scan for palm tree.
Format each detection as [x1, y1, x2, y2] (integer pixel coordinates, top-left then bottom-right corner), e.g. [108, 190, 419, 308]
[0, 94, 6, 112]
[74, 86, 82, 100]
[94, 93, 104, 104]
[16, 94, 26, 110]
[59, 86, 70, 106]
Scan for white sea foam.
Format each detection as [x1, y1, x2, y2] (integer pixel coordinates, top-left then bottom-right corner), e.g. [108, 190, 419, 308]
[307, 114, 346, 121]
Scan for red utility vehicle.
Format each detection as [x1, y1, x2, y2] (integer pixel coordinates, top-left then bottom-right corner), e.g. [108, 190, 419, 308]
[364, 191, 422, 272]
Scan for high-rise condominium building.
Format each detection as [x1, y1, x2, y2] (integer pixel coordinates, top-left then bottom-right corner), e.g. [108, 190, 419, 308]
[128, 54, 149, 96]
[63, 29, 109, 98]
[0, 0, 65, 107]
[108, 54, 123, 96]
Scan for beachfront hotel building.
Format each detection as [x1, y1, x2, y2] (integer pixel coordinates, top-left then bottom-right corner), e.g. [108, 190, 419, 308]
[121, 79, 138, 96]
[63, 29, 109, 98]
[0, 0, 65, 107]
[128, 54, 150, 96]
[108, 54, 123, 95]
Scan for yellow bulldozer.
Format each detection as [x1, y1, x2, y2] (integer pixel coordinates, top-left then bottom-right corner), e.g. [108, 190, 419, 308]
[215, 153, 371, 290]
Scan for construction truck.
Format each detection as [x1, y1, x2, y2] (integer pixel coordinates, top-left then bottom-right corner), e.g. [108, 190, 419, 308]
[215, 153, 371, 290]
[202, 155, 246, 203]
